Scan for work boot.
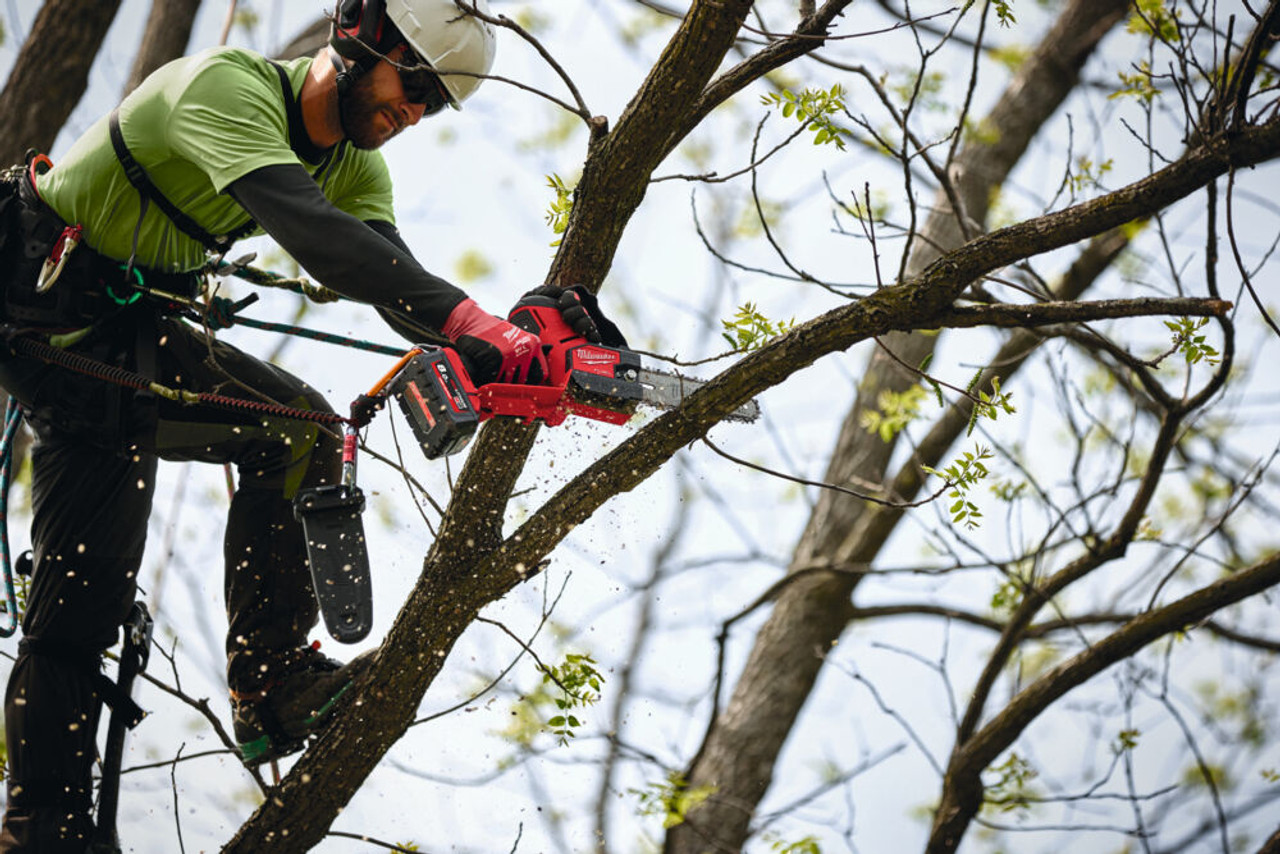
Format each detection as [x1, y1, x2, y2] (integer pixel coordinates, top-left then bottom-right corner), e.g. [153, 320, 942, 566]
[230, 645, 374, 767]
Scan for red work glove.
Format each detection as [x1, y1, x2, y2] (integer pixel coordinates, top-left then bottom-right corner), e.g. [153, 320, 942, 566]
[516, 285, 629, 348]
[442, 298, 548, 385]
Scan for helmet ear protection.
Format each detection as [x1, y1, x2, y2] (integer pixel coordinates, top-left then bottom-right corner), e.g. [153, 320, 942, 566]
[332, 0, 394, 62]
[330, 0, 400, 97]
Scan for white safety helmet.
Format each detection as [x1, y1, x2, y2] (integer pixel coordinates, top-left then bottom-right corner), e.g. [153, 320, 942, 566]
[387, 0, 496, 106]
[330, 0, 497, 108]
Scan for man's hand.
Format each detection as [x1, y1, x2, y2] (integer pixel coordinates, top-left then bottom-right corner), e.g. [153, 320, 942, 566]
[443, 298, 548, 385]
[515, 285, 629, 348]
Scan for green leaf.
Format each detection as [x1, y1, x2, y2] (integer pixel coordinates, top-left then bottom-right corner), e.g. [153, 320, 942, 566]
[859, 385, 930, 442]
[631, 772, 718, 830]
[453, 249, 494, 283]
[1128, 0, 1180, 41]
[993, 0, 1016, 27]
[544, 174, 576, 247]
[761, 83, 850, 149]
[721, 303, 796, 352]
[1110, 63, 1160, 102]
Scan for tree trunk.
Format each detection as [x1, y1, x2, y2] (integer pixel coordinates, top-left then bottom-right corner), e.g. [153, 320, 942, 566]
[122, 0, 202, 99]
[274, 16, 329, 61]
[664, 2, 1131, 852]
[0, 0, 123, 166]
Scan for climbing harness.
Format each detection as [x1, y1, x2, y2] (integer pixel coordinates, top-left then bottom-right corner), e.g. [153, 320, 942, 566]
[0, 300, 397, 642]
[0, 398, 24, 637]
[0, 290, 418, 643]
[105, 63, 303, 256]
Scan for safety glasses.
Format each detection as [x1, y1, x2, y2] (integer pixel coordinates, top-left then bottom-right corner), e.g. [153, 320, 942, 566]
[397, 58, 452, 115]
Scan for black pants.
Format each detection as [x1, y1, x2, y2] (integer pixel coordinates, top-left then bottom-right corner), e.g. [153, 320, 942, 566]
[0, 308, 342, 852]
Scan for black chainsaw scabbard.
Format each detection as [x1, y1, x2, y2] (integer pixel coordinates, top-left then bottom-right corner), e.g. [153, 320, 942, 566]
[293, 485, 373, 643]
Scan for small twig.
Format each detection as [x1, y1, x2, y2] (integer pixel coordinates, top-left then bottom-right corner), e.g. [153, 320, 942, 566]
[123, 748, 231, 775]
[689, 189, 810, 283]
[853, 182, 886, 288]
[450, 1, 593, 120]
[747, 120, 843, 296]
[754, 743, 906, 830]
[361, 436, 447, 518]
[475, 616, 567, 693]
[828, 657, 945, 776]
[1225, 167, 1280, 338]
[218, 0, 238, 47]
[412, 575, 570, 726]
[705, 434, 954, 508]
[870, 335, 989, 407]
[138, 665, 267, 794]
[171, 743, 187, 854]
[327, 830, 426, 853]
[652, 114, 809, 183]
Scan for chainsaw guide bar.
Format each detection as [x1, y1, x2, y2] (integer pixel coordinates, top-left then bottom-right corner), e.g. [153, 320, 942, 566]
[634, 367, 760, 423]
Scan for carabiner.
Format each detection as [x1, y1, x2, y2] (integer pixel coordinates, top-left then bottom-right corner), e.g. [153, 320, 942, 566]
[35, 224, 83, 294]
[25, 152, 53, 193]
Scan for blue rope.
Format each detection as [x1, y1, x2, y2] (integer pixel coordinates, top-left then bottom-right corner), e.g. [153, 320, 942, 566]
[0, 399, 23, 637]
[230, 315, 407, 357]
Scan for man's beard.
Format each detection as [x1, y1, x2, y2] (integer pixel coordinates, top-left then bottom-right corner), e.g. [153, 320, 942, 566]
[338, 74, 401, 150]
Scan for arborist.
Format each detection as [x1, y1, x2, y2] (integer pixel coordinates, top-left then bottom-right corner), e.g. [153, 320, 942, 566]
[0, 1, 577, 849]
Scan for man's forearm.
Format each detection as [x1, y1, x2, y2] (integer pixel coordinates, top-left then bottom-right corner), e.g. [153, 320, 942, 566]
[227, 163, 466, 332]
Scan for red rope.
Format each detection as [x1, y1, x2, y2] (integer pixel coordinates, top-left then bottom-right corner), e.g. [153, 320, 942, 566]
[195, 390, 349, 425]
[8, 334, 352, 427]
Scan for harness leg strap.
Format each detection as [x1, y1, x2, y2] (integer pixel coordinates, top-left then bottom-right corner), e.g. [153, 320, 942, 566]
[16, 637, 145, 727]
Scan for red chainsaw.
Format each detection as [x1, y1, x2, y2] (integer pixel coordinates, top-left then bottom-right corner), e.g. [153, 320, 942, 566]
[294, 296, 759, 644]
[384, 297, 760, 459]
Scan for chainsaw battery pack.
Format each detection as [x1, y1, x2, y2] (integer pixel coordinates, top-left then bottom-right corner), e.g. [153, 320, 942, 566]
[388, 347, 479, 460]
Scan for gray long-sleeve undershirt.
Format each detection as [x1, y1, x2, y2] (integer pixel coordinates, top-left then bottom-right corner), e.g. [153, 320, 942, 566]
[228, 162, 463, 344]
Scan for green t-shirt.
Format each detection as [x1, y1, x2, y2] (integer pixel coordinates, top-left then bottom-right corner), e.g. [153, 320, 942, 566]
[37, 47, 395, 273]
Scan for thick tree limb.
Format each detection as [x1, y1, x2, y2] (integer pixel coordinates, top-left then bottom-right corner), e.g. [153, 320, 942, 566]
[0, 0, 123, 165]
[928, 552, 1280, 853]
[847, 603, 1280, 653]
[934, 297, 1231, 329]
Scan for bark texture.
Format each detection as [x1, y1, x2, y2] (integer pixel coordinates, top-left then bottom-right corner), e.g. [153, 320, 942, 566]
[0, 0, 123, 166]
